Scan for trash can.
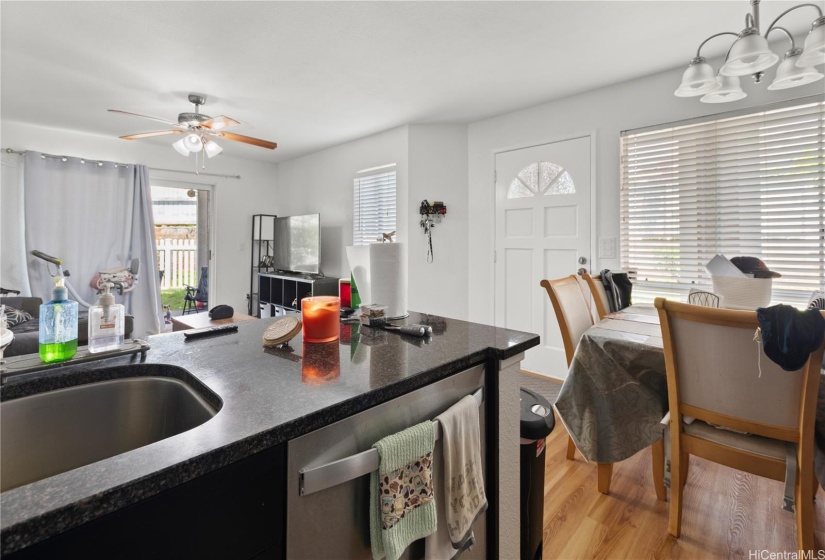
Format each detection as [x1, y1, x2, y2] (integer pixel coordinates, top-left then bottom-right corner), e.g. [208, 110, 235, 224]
[520, 387, 555, 560]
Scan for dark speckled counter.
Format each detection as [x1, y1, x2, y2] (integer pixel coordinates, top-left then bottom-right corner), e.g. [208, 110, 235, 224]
[0, 312, 538, 554]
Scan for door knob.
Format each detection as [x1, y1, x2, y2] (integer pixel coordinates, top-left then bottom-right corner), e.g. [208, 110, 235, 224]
[578, 256, 588, 265]
[577, 267, 587, 275]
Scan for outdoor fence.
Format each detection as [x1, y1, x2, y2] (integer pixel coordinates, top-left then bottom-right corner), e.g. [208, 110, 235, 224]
[157, 238, 198, 290]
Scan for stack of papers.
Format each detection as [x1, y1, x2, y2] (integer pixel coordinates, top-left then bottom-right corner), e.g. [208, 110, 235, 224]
[706, 254, 747, 278]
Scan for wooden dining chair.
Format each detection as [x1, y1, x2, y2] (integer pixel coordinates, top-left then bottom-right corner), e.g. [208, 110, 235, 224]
[581, 272, 610, 320]
[654, 298, 825, 552]
[541, 275, 615, 491]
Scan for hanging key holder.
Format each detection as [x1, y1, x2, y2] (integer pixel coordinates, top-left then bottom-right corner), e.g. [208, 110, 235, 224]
[419, 200, 447, 263]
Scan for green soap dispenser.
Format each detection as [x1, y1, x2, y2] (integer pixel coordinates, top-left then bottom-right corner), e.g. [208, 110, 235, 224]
[39, 277, 79, 363]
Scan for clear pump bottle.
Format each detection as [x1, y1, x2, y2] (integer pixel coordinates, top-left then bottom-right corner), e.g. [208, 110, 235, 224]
[39, 277, 79, 363]
[88, 282, 125, 353]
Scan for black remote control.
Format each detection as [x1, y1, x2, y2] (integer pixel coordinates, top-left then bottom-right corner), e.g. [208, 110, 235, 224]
[183, 324, 239, 340]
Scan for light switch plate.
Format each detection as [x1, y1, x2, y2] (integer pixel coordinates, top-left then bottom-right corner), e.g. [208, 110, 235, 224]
[598, 237, 616, 259]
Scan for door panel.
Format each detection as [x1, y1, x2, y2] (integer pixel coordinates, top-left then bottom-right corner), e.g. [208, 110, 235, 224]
[504, 248, 532, 333]
[505, 208, 532, 237]
[495, 136, 591, 378]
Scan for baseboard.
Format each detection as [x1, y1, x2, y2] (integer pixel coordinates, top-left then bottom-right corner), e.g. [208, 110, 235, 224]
[519, 369, 564, 384]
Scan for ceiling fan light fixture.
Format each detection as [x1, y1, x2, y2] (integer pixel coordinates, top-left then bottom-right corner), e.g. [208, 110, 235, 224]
[769, 48, 824, 89]
[111, 93, 277, 154]
[172, 137, 191, 156]
[720, 28, 779, 76]
[185, 133, 203, 152]
[204, 139, 223, 158]
[797, 16, 825, 67]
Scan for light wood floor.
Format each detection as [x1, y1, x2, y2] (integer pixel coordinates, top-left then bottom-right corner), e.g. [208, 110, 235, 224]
[542, 412, 825, 559]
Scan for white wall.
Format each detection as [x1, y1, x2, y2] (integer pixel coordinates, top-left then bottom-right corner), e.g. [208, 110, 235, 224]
[407, 125, 468, 319]
[274, 126, 409, 283]
[1, 120, 279, 316]
[467, 63, 825, 325]
[275, 124, 470, 319]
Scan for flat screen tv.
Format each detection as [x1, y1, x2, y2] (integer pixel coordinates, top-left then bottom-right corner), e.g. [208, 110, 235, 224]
[272, 213, 321, 274]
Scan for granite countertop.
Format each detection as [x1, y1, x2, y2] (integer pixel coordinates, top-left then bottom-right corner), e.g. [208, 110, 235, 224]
[0, 312, 538, 554]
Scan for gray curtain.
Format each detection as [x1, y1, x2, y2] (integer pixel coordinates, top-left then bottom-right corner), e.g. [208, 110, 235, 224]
[23, 151, 162, 336]
[1, 151, 31, 294]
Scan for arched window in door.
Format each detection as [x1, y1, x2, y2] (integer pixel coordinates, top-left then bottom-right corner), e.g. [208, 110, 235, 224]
[506, 161, 575, 199]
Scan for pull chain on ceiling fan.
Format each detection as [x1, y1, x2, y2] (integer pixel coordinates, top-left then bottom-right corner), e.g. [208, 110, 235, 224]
[109, 94, 277, 168]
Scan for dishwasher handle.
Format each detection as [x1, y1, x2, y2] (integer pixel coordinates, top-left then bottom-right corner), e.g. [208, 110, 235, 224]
[298, 386, 484, 496]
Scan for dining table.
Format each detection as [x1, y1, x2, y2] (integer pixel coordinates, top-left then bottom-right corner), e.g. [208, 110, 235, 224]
[553, 304, 825, 488]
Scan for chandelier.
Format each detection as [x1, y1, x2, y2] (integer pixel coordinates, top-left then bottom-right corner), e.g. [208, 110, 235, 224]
[675, 0, 825, 103]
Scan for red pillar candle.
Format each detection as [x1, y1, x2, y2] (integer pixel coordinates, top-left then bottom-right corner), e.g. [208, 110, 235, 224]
[301, 296, 340, 343]
[339, 279, 351, 308]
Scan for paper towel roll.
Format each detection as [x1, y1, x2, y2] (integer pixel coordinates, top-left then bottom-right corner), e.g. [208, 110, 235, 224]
[370, 242, 408, 319]
[346, 245, 371, 306]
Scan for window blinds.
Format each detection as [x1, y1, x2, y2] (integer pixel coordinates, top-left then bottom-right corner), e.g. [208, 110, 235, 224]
[620, 100, 825, 305]
[353, 168, 397, 246]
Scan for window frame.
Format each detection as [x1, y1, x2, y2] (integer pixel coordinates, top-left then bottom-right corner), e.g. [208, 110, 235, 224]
[619, 98, 825, 306]
[353, 165, 397, 246]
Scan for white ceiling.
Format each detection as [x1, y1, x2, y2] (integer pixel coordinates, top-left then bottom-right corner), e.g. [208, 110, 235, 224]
[1, 1, 819, 163]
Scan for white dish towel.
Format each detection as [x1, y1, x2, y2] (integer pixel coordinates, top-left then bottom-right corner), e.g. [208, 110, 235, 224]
[425, 394, 487, 559]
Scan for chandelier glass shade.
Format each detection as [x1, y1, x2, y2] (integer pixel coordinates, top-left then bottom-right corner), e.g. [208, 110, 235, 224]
[701, 75, 747, 103]
[797, 17, 825, 66]
[768, 48, 824, 89]
[720, 29, 779, 76]
[676, 1, 824, 103]
[674, 57, 721, 96]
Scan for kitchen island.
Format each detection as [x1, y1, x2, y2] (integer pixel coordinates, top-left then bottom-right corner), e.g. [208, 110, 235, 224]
[0, 312, 538, 558]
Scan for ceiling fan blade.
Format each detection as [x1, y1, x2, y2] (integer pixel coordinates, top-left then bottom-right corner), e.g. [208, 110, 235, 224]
[200, 115, 240, 130]
[108, 109, 181, 127]
[120, 130, 184, 140]
[217, 131, 277, 150]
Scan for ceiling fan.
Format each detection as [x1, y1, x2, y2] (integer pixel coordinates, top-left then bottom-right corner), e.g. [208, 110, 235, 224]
[109, 94, 277, 157]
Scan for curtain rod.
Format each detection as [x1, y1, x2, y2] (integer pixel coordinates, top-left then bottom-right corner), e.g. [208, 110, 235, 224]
[4, 148, 242, 180]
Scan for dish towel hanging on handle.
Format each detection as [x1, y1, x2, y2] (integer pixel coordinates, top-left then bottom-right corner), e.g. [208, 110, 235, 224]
[370, 421, 437, 560]
[425, 395, 488, 558]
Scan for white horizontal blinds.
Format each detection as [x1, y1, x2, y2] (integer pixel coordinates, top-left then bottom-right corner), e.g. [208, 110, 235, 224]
[620, 101, 825, 305]
[353, 168, 397, 246]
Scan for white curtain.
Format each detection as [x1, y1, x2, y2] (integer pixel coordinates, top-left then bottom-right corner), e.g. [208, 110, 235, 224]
[1, 151, 31, 295]
[22, 151, 162, 336]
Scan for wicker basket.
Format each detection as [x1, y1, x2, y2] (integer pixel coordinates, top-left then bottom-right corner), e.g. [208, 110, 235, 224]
[711, 276, 772, 310]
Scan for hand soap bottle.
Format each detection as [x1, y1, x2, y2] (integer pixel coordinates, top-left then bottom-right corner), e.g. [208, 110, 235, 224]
[88, 282, 125, 353]
[39, 277, 79, 363]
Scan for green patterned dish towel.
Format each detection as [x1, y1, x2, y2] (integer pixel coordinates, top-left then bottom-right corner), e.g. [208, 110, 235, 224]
[370, 421, 437, 560]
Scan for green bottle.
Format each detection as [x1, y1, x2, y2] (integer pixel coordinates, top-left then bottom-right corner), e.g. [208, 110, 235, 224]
[39, 277, 79, 363]
[350, 273, 361, 308]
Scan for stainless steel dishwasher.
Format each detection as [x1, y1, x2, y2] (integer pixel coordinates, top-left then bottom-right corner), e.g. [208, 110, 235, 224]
[287, 365, 487, 559]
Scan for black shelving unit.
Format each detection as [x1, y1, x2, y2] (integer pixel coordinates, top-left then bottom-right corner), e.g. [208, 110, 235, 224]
[258, 273, 339, 317]
[249, 214, 277, 316]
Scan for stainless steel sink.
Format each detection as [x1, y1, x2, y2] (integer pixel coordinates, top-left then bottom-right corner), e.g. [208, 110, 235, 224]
[1, 373, 220, 492]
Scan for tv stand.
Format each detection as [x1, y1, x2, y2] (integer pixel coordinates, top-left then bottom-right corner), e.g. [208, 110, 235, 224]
[272, 270, 325, 280]
[257, 272, 338, 317]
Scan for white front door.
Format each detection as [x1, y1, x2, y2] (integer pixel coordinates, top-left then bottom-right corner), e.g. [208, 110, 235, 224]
[494, 136, 592, 378]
